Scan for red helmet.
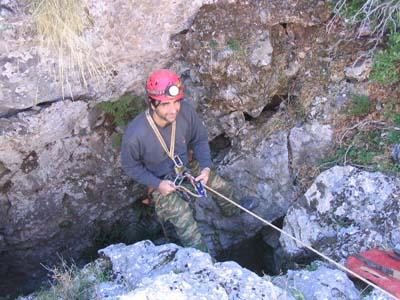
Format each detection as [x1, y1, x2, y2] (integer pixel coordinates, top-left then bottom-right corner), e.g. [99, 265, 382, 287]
[146, 69, 185, 102]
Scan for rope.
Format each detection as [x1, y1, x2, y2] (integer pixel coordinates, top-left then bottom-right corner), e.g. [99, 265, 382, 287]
[176, 185, 204, 198]
[203, 184, 398, 300]
[171, 173, 204, 198]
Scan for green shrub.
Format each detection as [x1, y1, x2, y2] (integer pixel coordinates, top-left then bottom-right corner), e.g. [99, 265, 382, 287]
[97, 93, 146, 128]
[394, 113, 400, 126]
[346, 94, 371, 116]
[381, 99, 400, 127]
[97, 94, 146, 148]
[370, 33, 400, 84]
[387, 130, 400, 144]
[339, 0, 366, 19]
[321, 127, 400, 175]
[227, 38, 241, 51]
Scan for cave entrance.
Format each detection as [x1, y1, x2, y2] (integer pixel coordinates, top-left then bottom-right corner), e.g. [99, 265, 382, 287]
[216, 231, 283, 275]
[216, 218, 285, 276]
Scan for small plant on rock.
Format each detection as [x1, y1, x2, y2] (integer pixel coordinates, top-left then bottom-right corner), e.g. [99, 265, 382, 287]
[346, 94, 372, 117]
[97, 93, 146, 148]
[227, 38, 241, 51]
[97, 94, 146, 128]
[35, 258, 111, 300]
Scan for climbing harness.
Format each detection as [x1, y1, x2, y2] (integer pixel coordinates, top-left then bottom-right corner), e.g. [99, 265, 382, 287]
[145, 108, 397, 298]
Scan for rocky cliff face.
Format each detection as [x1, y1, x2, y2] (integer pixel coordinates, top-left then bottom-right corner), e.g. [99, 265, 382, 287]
[0, 0, 380, 297]
[0, 0, 212, 116]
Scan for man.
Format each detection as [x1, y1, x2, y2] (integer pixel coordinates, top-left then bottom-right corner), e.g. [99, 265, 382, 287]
[121, 69, 256, 252]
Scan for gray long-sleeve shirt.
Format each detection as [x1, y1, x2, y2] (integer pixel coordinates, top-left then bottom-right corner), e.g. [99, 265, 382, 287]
[121, 101, 212, 189]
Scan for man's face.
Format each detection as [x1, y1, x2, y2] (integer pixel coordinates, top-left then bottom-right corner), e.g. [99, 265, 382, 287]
[152, 99, 182, 124]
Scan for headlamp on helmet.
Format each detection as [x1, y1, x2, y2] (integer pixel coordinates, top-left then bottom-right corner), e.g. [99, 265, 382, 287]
[167, 85, 180, 97]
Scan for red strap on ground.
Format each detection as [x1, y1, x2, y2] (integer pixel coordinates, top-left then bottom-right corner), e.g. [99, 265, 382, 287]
[346, 249, 400, 298]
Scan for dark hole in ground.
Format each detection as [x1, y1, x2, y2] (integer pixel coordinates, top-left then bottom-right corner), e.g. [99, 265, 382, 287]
[266, 95, 286, 112]
[209, 133, 231, 163]
[216, 218, 287, 276]
[216, 231, 283, 275]
[178, 29, 189, 35]
[215, 216, 322, 277]
[243, 112, 254, 121]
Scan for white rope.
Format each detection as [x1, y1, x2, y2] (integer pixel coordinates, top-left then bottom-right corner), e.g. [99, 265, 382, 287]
[176, 184, 203, 198]
[204, 184, 398, 300]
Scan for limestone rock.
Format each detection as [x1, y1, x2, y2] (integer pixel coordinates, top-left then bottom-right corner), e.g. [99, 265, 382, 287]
[345, 57, 373, 82]
[0, 0, 212, 115]
[392, 144, 400, 164]
[290, 122, 334, 169]
[98, 241, 295, 300]
[272, 262, 360, 300]
[219, 130, 298, 226]
[280, 166, 400, 261]
[178, 0, 331, 139]
[0, 100, 144, 295]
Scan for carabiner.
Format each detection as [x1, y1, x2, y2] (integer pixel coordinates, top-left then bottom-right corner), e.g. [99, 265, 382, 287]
[173, 155, 183, 168]
[173, 155, 185, 175]
[194, 180, 207, 197]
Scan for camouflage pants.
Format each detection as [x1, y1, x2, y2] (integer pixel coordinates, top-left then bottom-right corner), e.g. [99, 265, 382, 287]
[152, 161, 240, 252]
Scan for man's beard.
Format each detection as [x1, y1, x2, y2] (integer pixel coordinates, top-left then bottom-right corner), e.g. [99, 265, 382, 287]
[153, 109, 175, 125]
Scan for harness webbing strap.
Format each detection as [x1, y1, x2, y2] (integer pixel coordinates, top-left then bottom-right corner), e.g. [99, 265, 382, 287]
[145, 109, 176, 161]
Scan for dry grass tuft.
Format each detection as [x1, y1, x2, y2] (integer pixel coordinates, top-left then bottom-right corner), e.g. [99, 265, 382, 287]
[36, 257, 111, 300]
[31, 0, 109, 94]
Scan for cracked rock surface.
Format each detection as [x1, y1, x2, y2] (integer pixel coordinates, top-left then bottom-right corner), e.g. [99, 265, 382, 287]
[280, 166, 400, 262]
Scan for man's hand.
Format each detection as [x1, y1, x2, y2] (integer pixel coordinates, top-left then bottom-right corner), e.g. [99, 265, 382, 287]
[195, 167, 211, 185]
[158, 180, 176, 196]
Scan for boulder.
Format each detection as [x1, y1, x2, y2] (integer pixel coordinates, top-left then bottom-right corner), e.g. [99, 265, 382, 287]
[345, 57, 373, 82]
[392, 144, 400, 164]
[280, 166, 400, 262]
[290, 122, 334, 169]
[272, 261, 360, 300]
[219, 130, 297, 222]
[98, 241, 295, 300]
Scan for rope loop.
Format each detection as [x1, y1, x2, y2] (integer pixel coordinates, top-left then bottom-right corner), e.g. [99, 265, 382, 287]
[172, 171, 207, 198]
